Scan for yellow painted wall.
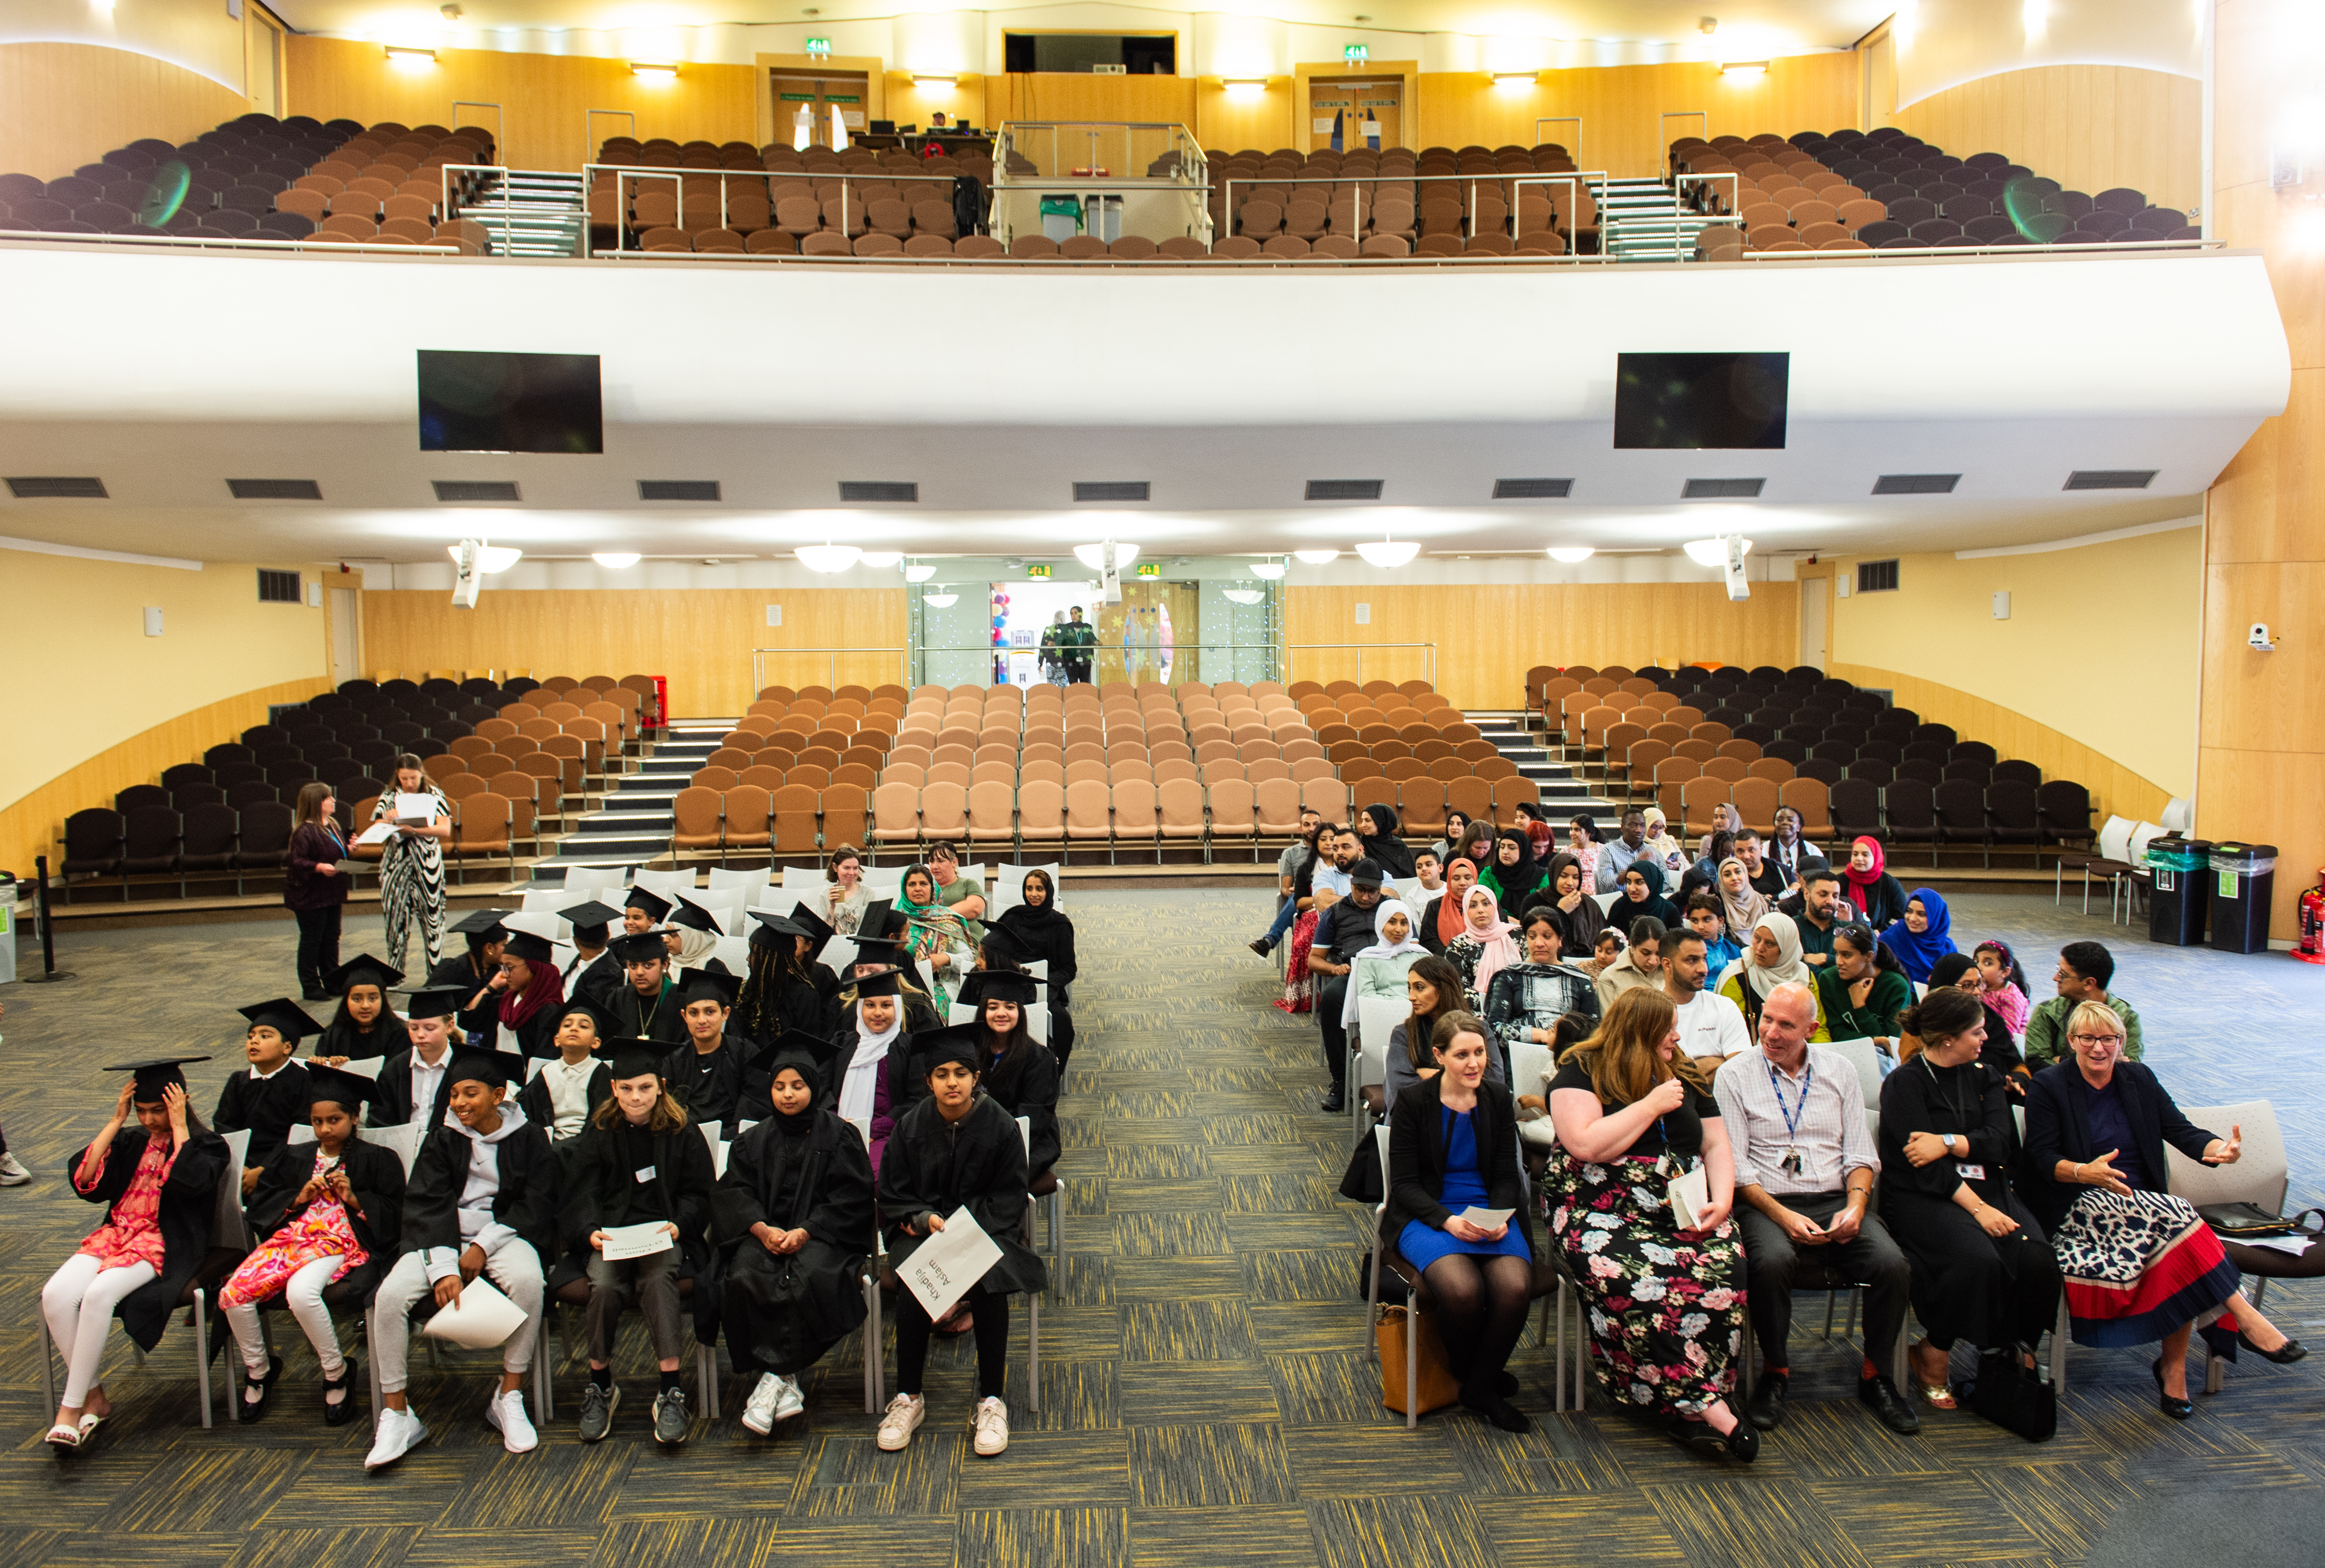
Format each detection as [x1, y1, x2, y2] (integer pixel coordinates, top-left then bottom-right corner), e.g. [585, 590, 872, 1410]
[1820, 527, 2202, 827]
[0, 548, 333, 875]
[1194, 78, 1296, 153]
[0, 42, 257, 182]
[360, 588, 908, 718]
[1283, 582, 1803, 709]
[1881, 63, 2204, 215]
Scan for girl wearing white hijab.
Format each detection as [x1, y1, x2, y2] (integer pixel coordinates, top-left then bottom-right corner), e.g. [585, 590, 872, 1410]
[838, 993, 901, 1124]
[1714, 910, 1832, 1040]
[1340, 899, 1428, 1029]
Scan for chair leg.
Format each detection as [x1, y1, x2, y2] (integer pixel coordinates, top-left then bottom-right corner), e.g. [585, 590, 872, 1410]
[697, 1341, 720, 1420]
[1406, 1302, 1418, 1429]
[535, 1325, 553, 1421]
[195, 1288, 213, 1429]
[40, 1314, 56, 1416]
[366, 1308, 382, 1418]
[1366, 1246, 1382, 1364]
[862, 1273, 882, 1414]
[2205, 1349, 2227, 1394]
[2050, 1297, 2070, 1393]
[1027, 1289, 1040, 1413]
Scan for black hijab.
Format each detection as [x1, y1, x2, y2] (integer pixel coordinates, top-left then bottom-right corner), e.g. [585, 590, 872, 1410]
[762, 1047, 827, 1139]
[1362, 804, 1416, 878]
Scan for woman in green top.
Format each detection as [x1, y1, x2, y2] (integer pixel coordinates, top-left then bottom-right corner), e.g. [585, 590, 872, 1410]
[1816, 922, 1911, 1069]
[1477, 830, 1547, 914]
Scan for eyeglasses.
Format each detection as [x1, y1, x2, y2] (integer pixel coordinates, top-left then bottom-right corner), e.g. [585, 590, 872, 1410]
[2069, 1033, 2125, 1046]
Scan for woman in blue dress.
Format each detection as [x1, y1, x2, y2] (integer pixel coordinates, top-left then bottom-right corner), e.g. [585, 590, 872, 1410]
[1386, 1009, 1537, 1432]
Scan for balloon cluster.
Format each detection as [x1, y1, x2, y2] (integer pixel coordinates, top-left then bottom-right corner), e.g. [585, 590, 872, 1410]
[990, 590, 1010, 646]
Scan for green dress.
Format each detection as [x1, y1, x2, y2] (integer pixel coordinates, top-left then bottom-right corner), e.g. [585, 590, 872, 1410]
[1817, 966, 1912, 1045]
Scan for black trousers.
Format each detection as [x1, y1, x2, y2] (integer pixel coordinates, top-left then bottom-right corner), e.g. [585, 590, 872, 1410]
[294, 904, 343, 997]
[1316, 973, 1350, 1093]
[895, 1285, 1009, 1399]
[1737, 1190, 1911, 1383]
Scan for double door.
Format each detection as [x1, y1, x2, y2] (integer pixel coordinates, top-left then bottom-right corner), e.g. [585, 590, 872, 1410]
[1308, 78, 1401, 152]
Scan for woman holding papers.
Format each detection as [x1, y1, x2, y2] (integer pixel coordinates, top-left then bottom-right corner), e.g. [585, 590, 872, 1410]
[875, 1032, 1046, 1460]
[555, 1044, 717, 1448]
[1385, 1011, 1537, 1434]
[285, 783, 350, 1001]
[717, 1047, 877, 1435]
[372, 757, 453, 974]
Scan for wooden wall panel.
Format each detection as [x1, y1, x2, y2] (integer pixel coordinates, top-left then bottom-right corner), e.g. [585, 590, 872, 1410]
[1283, 582, 1800, 709]
[883, 73, 993, 140]
[0, 42, 255, 182]
[285, 37, 757, 171]
[1884, 64, 2202, 215]
[1194, 79, 1295, 155]
[996, 72, 1199, 134]
[360, 588, 908, 717]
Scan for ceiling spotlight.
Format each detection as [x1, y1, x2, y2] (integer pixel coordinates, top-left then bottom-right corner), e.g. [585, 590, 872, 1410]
[447, 542, 521, 572]
[923, 588, 959, 608]
[1293, 549, 1340, 564]
[858, 551, 903, 568]
[1223, 588, 1265, 605]
[1547, 546, 1594, 563]
[795, 543, 862, 572]
[1355, 536, 1420, 568]
[1072, 541, 1139, 570]
[1683, 537, 1752, 565]
[592, 552, 642, 568]
[1249, 560, 1287, 579]
[904, 561, 937, 582]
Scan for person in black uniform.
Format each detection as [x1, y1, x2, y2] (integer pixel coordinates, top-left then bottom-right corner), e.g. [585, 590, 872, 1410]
[516, 998, 616, 1143]
[990, 869, 1078, 1071]
[216, 999, 320, 1195]
[371, 984, 465, 1128]
[736, 910, 843, 1064]
[315, 954, 410, 1062]
[559, 900, 626, 1013]
[493, 928, 571, 1060]
[431, 909, 511, 1045]
[608, 928, 688, 1045]
[661, 964, 749, 1129]
[956, 968, 1059, 1182]
[622, 886, 673, 934]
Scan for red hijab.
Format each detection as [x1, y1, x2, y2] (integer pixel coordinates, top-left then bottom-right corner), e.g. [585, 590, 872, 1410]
[1842, 834, 1887, 897]
[499, 956, 566, 1032]
[1437, 859, 1477, 945]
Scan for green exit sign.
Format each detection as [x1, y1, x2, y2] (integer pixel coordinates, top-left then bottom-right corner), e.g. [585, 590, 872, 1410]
[806, 37, 831, 57]
[1345, 44, 1368, 63]
[1026, 563, 1050, 577]
[1135, 562, 1160, 577]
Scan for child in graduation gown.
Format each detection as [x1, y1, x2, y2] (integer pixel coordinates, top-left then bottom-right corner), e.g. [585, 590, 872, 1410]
[958, 968, 1061, 1183]
[42, 1057, 230, 1453]
[216, 999, 321, 1195]
[736, 909, 845, 1064]
[315, 953, 411, 1062]
[874, 1032, 1048, 1460]
[660, 963, 750, 1130]
[516, 999, 614, 1143]
[717, 1047, 877, 1435]
[221, 1063, 405, 1425]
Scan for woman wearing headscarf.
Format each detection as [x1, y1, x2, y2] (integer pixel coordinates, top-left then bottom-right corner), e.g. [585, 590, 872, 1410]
[1878, 888, 1956, 986]
[991, 869, 1078, 1070]
[1841, 836, 1910, 932]
[492, 929, 568, 1059]
[1715, 911, 1833, 1040]
[1358, 804, 1417, 879]
[1640, 807, 1688, 876]
[1592, 916, 1667, 1010]
[892, 864, 976, 1009]
[1478, 830, 1546, 913]
[1340, 899, 1429, 1037]
[1536, 852, 1604, 957]
[1442, 885, 1520, 1007]
[1715, 856, 1768, 943]
[1610, 859, 1679, 931]
[1431, 810, 1473, 868]
[1422, 857, 1479, 956]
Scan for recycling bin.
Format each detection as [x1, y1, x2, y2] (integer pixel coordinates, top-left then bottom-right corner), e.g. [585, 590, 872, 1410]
[2143, 836, 2210, 946]
[2209, 842, 2279, 955]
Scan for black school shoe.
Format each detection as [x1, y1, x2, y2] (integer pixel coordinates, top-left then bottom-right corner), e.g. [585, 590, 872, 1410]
[1746, 1370, 1787, 1430]
[322, 1362, 359, 1426]
[1858, 1373, 1921, 1434]
[236, 1354, 284, 1424]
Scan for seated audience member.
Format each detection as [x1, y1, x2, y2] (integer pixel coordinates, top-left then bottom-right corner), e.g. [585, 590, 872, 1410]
[1593, 808, 1652, 892]
[1927, 954, 2028, 1084]
[1765, 806, 1827, 889]
[819, 845, 874, 935]
[1878, 990, 2059, 1411]
[1452, 819, 1498, 876]
[1536, 852, 1605, 955]
[1308, 859, 1390, 1114]
[1685, 893, 1742, 976]
[1777, 867, 1848, 969]
[1877, 889, 1957, 986]
[1694, 802, 1744, 864]
[994, 868, 1078, 1071]
[560, 1043, 717, 1446]
[1443, 884, 1521, 1008]
[1387, 1012, 1538, 1432]
[664, 898, 725, 975]
[924, 841, 988, 932]
[1676, 828, 1735, 908]
[1639, 807, 1688, 876]
[894, 862, 979, 1009]
[1972, 940, 2033, 1038]
[1584, 926, 1624, 979]
[435, 910, 511, 1043]
[493, 929, 569, 1059]
[719, 1047, 877, 1434]
[519, 999, 614, 1142]
[1429, 809, 1472, 868]
[662, 965, 749, 1130]
[1716, 857, 1769, 947]
[559, 900, 625, 1011]
[1734, 831, 1788, 901]
[608, 929, 689, 1045]
[1841, 836, 1910, 932]
[2023, 1003, 2302, 1417]
[372, 985, 464, 1126]
[958, 969, 1060, 1181]
[222, 1063, 404, 1425]
[1612, 860, 1680, 931]
[1717, 913, 1834, 1042]
[365, 1049, 557, 1469]
[1665, 926, 1750, 1070]
[1712, 985, 1917, 1434]
[1410, 848, 1445, 901]
[1419, 854, 1478, 956]
[1252, 808, 1327, 956]
[1513, 800, 1556, 859]
[1359, 803, 1418, 878]
[2023, 940, 2144, 1070]
[1563, 814, 1601, 889]
[1594, 916, 1666, 1009]
[42, 1058, 229, 1452]
[1547, 989, 1752, 1461]
[875, 1033, 1047, 1459]
[1817, 924, 1910, 1067]
[1482, 908, 1600, 1075]
[1344, 897, 1430, 1054]
[217, 999, 319, 1193]
[316, 954, 410, 1061]
[1479, 830, 1546, 912]
[1386, 955, 1488, 1106]
[735, 911, 843, 1064]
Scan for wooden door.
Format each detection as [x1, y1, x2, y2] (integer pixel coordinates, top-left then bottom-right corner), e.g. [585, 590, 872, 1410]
[1308, 78, 1398, 152]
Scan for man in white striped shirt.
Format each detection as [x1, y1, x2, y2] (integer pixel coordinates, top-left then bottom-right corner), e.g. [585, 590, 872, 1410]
[1713, 981, 1918, 1437]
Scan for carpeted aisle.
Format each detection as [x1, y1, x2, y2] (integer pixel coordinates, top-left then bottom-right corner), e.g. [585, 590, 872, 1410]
[0, 888, 2319, 1566]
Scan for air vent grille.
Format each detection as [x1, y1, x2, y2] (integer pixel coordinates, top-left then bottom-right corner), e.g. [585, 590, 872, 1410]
[1305, 479, 1383, 501]
[1073, 480, 1150, 503]
[5, 476, 106, 498]
[838, 480, 918, 503]
[257, 569, 303, 604]
[2064, 469, 2157, 490]
[228, 478, 324, 500]
[1681, 477, 1765, 499]
[432, 480, 521, 503]
[1857, 559, 1901, 593]
[638, 480, 721, 502]
[1492, 478, 1575, 499]
[1871, 473, 1959, 495]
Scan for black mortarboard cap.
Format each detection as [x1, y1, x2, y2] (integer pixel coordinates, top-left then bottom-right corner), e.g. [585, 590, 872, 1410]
[979, 925, 1030, 968]
[789, 902, 837, 961]
[105, 1055, 211, 1100]
[240, 998, 321, 1044]
[669, 896, 722, 934]
[959, 967, 1047, 1008]
[606, 1040, 666, 1082]
[624, 886, 672, 921]
[917, 1022, 985, 1074]
[758, 1045, 828, 1104]
[678, 961, 741, 1009]
[848, 933, 913, 968]
[859, 898, 899, 938]
[610, 929, 673, 965]
[327, 952, 405, 993]
[401, 983, 469, 1020]
[558, 899, 623, 937]
[746, 909, 808, 946]
[502, 928, 558, 965]
[305, 1060, 375, 1112]
[447, 1047, 525, 1089]
[451, 908, 511, 944]
[851, 964, 905, 998]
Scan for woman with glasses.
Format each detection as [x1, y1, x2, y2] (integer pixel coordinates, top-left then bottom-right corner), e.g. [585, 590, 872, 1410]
[2022, 1001, 2304, 1418]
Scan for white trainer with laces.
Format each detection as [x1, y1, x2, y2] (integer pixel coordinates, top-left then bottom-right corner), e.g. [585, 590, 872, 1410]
[0, 1152, 32, 1186]
[876, 1392, 926, 1451]
[363, 1405, 428, 1471]
[742, 1373, 783, 1435]
[483, 1387, 538, 1454]
[773, 1376, 806, 1423]
[972, 1396, 1009, 1457]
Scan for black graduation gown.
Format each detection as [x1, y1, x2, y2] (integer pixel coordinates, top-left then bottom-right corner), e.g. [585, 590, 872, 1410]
[214, 1062, 313, 1168]
[244, 1136, 407, 1303]
[992, 907, 1080, 1067]
[662, 1035, 747, 1130]
[737, 964, 844, 1054]
[567, 949, 623, 1013]
[516, 1060, 611, 1138]
[370, 1048, 454, 1128]
[429, 953, 502, 1041]
[714, 1109, 877, 1374]
[318, 1015, 411, 1063]
[979, 1041, 1061, 1181]
[550, 1116, 718, 1293]
[611, 979, 689, 1046]
[67, 1126, 231, 1350]
[397, 1114, 560, 1266]
[877, 1095, 1047, 1298]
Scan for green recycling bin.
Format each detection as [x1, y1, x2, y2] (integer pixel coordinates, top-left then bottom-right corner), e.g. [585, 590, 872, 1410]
[2143, 836, 2210, 946]
[2209, 842, 2279, 955]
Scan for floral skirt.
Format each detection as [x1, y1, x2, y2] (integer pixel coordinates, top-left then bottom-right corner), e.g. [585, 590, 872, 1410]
[1274, 909, 1318, 1015]
[221, 1197, 367, 1309]
[2055, 1188, 2239, 1349]
[1549, 1152, 1746, 1418]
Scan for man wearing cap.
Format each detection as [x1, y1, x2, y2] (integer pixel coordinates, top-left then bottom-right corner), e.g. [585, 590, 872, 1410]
[609, 930, 689, 1045]
[372, 985, 466, 1127]
[216, 1000, 320, 1192]
[366, 1047, 556, 1469]
[559, 900, 626, 1013]
[662, 964, 749, 1129]
[432, 910, 511, 1045]
[1302, 858, 1388, 1115]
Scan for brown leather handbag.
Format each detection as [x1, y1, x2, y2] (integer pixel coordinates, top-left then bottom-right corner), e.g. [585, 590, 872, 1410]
[1376, 1302, 1460, 1416]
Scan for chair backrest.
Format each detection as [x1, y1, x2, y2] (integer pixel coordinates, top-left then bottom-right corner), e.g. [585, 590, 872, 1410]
[1357, 994, 1408, 1095]
[214, 1128, 255, 1248]
[1822, 1036, 1885, 1111]
[1508, 1038, 1553, 1099]
[2165, 1101, 2286, 1213]
[2095, 814, 2136, 861]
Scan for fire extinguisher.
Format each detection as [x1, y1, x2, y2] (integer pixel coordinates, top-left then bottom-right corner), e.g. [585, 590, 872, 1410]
[2298, 873, 2325, 964]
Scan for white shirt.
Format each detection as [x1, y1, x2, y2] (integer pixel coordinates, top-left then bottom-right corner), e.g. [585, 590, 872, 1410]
[409, 1047, 451, 1126]
[1671, 987, 1752, 1061]
[540, 1057, 599, 1141]
[1712, 1042, 1879, 1196]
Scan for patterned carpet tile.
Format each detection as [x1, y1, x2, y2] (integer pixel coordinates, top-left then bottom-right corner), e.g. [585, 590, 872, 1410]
[1124, 1423, 1301, 1509]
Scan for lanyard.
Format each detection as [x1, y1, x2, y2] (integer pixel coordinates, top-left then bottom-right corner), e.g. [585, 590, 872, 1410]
[1921, 1054, 1974, 1133]
[1767, 1058, 1814, 1142]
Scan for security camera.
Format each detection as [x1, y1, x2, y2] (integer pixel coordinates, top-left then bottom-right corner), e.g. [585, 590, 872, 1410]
[450, 539, 481, 609]
[1723, 535, 1751, 602]
[2249, 622, 2277, 651]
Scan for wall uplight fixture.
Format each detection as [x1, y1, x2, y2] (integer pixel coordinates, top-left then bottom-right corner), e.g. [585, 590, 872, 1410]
[1547, 546, 1594, 563]
[385, 46, 438, 69]
[795, 543, 862, 571]
[630, 62, 679, 80]
[1720, 60, 1768, 77]
[591, 552, 642, 568]
[913, 75, 957, 89]
[1222, 78, 1267, 95]
[1491, 73, 1536, 90]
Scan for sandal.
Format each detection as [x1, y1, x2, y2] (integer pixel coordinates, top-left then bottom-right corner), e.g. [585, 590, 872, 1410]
[45, 1423, 81, 1452]
[321, 1365, 357, 1427]
[1910, 1342, 1958, 1409]
[76, 1411, 105, 1441]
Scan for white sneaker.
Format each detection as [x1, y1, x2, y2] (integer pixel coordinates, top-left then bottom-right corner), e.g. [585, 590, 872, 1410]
[875, 1392, 925, 1452]
[483, 1387, 538, 1454]
[972, 1396, 1010, 1457]
[773, 1376, 806, 1423]
[363, 1405, 428, 1470]
[0, 1152, 31, 1186]
[742, 1373, 783, 1436]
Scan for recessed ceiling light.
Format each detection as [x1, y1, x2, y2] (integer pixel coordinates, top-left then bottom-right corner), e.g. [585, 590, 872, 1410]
[1548, 546, 1594, 563]
[1293, 549, 1340, 564]
[795, 543, 861, 571]
[592, 552, 641, 568]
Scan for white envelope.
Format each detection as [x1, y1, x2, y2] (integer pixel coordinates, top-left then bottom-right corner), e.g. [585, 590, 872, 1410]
[900, 1204, 1003, 1323]
[421, 1276, 528, 1350]
[1457, 1205, 1514, 1229]
[600, 1221, 675, 1262]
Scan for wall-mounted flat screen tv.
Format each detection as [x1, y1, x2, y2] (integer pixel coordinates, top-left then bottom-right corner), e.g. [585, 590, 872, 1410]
[418, 350, 603, 454]
[1613, 352, 1789, 449]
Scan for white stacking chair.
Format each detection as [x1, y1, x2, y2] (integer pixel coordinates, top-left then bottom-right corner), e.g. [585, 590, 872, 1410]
[2169, 1101, 2288, 1393]
[991, 863, 1066, 916]
[1354, 994, 1410, 1136]
[1017, 1115, 1043, 1411]
[520, 889, 569, 913]
[1509, 1039, 1558, 1153]
[779, 865, 828, 892]
[708, 866, 772, 895]
[711, 934, 752, 974]
[562, 864, 632, 895]
[631, 866, 694, 904]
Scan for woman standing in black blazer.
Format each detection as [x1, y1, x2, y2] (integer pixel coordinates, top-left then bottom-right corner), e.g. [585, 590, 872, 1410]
[1387, 1010, 1536, 1432]
[2022, 1001, 2303, 1417]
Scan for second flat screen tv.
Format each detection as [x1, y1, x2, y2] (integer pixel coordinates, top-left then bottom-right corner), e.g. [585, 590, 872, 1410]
[1613, 352, 1789, 449]
[418, 350, 603, 454]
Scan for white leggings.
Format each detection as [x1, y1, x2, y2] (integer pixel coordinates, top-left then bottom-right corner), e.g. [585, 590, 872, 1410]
[224, 1256, 349, 1381]
[42, 1255, 157, 1407]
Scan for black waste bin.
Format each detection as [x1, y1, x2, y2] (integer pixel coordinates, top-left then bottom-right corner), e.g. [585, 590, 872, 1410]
[2209, 842, 2279, 954]
[2144, 836, 2211, 946]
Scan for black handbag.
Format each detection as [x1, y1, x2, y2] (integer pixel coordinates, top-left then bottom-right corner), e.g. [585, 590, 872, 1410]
[1963, 1342, 2056, 1443]
[2198, 1202, 2323, 1238]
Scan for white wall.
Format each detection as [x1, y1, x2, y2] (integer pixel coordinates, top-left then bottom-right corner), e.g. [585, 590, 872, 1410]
[1893, 0, 2206, 109]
